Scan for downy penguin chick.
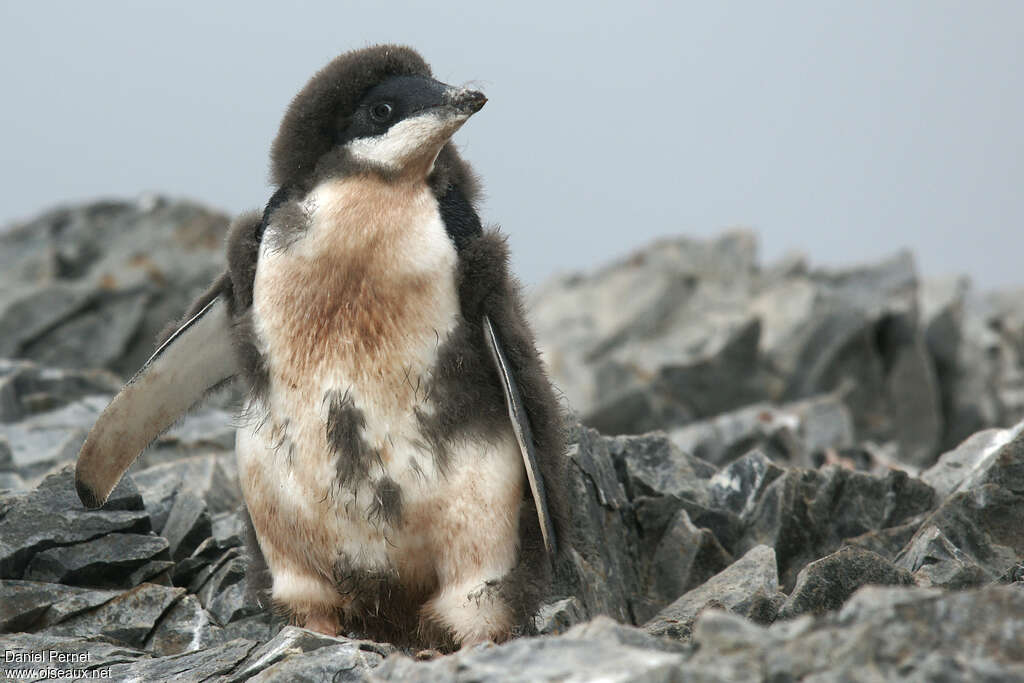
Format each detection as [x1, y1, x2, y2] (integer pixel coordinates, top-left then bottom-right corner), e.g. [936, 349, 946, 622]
[75, 45, 569, 650]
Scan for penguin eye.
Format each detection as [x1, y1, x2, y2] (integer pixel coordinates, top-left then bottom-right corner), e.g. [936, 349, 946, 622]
[370, 102, 394, 123]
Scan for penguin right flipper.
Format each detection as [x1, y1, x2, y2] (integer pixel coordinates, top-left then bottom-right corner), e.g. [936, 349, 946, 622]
[75, 296, 238, 508]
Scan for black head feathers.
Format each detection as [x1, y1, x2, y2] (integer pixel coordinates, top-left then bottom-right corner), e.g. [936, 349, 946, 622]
[270, 44, 431, 188]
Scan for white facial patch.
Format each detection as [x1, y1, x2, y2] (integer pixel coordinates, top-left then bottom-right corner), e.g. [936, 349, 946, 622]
[346, 110, 468, 171]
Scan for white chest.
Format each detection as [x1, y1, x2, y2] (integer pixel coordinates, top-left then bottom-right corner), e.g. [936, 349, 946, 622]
[237, 175, 469, 575]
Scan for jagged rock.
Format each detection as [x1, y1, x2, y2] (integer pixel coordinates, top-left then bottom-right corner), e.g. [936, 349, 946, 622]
[22, 532, 170, 587]
[640, 508, 732, 623]
[106, 637, 259, 681]
[44, 583, 185, 647]
[197, 551, 257, 626]
[132, 452, 241, 534]
[0, 468, 148, 579]
[1, 632, 147, 673]
[644, 544, 779, 640]
[921, 419, 1024, 497]
[607, 431, 716, 501]
[211, 510, 245, 549]
[0, 580, 120, 632]
[670, 395, 854, 469]
[373, 634, 687, 682]
[687, 585, 1024, 680]
[0, 358, 120, 423]
[162, 491, 212, 562]
[898, 427, 1024, 587]
[145, 594, 223, 656]
[739, 465, 935, 589]
[0, 198, 230, 376]
[1, 397, 105, 484]
[777, 547, 913, 619]
[707, 450, 785, 521]
[224, 626, 392, 682]
[221, 612, 281, 643]
[533, 596, 585, 636]
[563, 616, 687, 654]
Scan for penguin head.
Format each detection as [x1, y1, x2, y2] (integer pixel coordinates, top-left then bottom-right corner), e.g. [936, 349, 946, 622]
[342, 77, 486, 177]
[270, 45, 485, 188]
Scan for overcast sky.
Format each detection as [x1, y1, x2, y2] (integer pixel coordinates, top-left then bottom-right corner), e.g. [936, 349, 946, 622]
[1, 2, 1022, 290]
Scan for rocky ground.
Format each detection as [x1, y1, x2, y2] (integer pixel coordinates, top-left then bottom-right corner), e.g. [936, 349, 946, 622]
[2, 197, 1024, 681]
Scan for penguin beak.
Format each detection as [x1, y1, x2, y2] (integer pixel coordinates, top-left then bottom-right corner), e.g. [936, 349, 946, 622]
[446, 89, 487, 115]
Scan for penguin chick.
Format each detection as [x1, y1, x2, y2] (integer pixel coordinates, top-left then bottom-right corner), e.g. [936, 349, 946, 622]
[75, 44, 569, 650]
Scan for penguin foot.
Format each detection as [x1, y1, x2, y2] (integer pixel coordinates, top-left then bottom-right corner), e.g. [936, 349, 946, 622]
[302, 611, 341, 636]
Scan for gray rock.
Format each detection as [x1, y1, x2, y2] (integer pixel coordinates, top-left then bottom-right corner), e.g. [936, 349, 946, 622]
[607, 431, 716, 501]
[740, 465, 935, 589]
[921, 419, 1024, 497]
[644, 544, 779, 640]
[687, 584, 1024, 681]
[372, 636, 687, 683]
[533, 596, 585, 636]
[707, 449, 785, 521]
[1, 632, 147, 673]
[225, 626, 390, 682]
[106, 637, 259, 681]
[197, 551, 257, 625]
[211, 510, 245, 549]
[641, 508, 732, 623]
[161, 491, 212, 562]
[897, 427, 1024, 587]
[777, 547, 913, 619]
[44, 582, 185, 647]
[145, 594, 223, 656]
[0, 358, 120, 423]
[132, 452, 240, 534]
[0, 197, 230, 377]
[0, 467, 149, 579]
[23, 532, 170, 587]
[0, 580, 120, 632]
[249, 642, 385, 682]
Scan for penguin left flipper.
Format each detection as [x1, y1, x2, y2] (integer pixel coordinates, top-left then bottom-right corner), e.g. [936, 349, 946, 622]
[75, 296, 238, 509]
[483, 315, 558, 558]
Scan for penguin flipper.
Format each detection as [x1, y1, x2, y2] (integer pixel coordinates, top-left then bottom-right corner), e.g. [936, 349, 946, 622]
[75, 297, 238, 509]
[483, 315, 558, 558]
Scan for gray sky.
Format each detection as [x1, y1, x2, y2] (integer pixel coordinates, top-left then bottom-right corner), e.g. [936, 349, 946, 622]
[2, 1, 1022, 290]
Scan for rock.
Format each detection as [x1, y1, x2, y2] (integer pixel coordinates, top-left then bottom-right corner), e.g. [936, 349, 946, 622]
[106, 637, 259, 681]
[897, 428, 1024, 587]
[707, 449, 785, 521]
[249, 642, 385, 681]
[607, 431, 716, 501]
[0, 580, 120, 632]
[669, 396, 855, 469]
[563, 615, 687, 654]
[687, 584, 1024, 680]
[224, 626, 390, 682]
[0, 197, 230, 377]
[739, 465, 935, 589]
[640, 508, 732, 623]
[372, 635, 687, 682]
[211, 510, 245, 549]
[145, 594, 223, 656]
[161, 491, 212, 562]
[777, 547, 913, 619]
[22, 532, 170, 587]
[0, 467, 149, 579]
[643, 544, 779, 640]
[1, 397, 106, 484]
[533, 596, 585, 636]
[921, 419, 1024, 497]
[0, 358, 120, 423]
[197, 551, 257, 625]
[1, 632, 147, 673]
[132, 452, 240, 534]
[44, 583, 185, 647]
